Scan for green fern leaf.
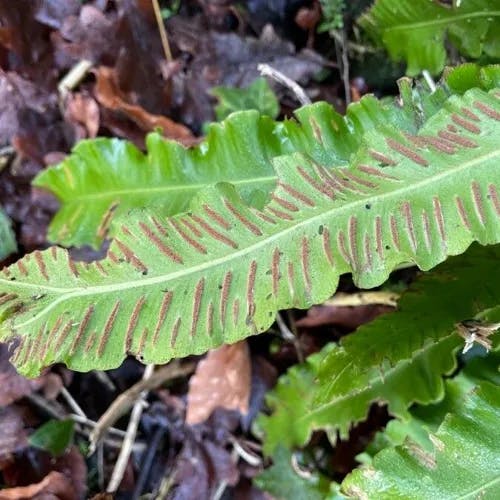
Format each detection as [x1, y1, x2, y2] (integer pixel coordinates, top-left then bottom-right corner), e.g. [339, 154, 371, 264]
[34, 67, 492, 249]
[0, 208, 16, 260]
[342, 381, 500, 499]
[359, 0, 500, 76]
[1, 88, 500, 377]
[258, 244, 500, 455]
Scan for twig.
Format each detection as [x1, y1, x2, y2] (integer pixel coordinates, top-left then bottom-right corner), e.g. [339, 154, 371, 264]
[26, 393, 142, 451]
[89, 360, 195, 454]
[93, 370, 117, 392]
[107, 364, 155, 493]
[422, 70, 437, 93]
[152, 0, 173, 62]
[276, 312, 304, 363]
[231, 438, 262, 467]
[334, 28, 350, 106]
[132, 425, 166, 499]
[324, 291, 400, 308]
[58, 59, 93, 100]
[59, 387, 86, 418]
[258, 63, 311, 106]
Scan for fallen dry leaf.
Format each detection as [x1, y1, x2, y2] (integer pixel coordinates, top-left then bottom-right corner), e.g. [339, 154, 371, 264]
[64, 92, 100, 139]
[0, 344, 46, 406]
[0, 406, 28, 469]
[296, 304, 394, 330]
[186, 341, 251, 425]
[94, 66, 194, 144]
[0, 471, 74, 500]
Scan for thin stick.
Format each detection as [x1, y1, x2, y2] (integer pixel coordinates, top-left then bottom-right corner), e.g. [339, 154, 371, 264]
[59, 387, 86, 418]
[107, 364, 155, 493]
[422, 70, 437, 93]
[258, 63, 311, 106]
[89, 361, 195, 453]
[325, 291, 400, 308]
[58, 59, 93, 99]
[276, 312, 304, 363]
[152, 0, 173, 62]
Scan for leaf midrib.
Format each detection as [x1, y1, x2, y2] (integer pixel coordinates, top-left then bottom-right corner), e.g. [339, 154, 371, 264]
[382, 11, 500, 34]
[10, 147, 500, 330]
[43, 175, 278, 202]
[298, 333, 459, 423]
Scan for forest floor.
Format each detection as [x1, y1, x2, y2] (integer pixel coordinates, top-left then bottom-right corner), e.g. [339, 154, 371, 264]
[0, 1, 410, 498]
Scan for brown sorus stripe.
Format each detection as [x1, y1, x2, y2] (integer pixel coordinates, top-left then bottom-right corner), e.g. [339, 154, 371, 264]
[278, 183, 315, 207]
[232, 298, 240, 326]
[97, 203, 118, 238]
[170, 219, 208, 254]
[206, 302, 214, 337]
[267, 206, 294, 221]
[203, 204, 231, 229]
[272, 194, 299, 212]
[433, 197, 446, 241]
[16, 258, 28, 276]
[190, 277, 205, 337]
[488, 184, 500, 216]
[220, 271, 233, 328]
[246, 260, 257, 318]
[0, 293, 17, 305]
[390, 215, 401, 250]
[153, 291, 173, 346]
[190, 214, 239, 249]
[375, 216, 383, 259]
[170, 317, 181, 348]
[114, 238, 148, 273]
[421, 135, 456, 154]
[34, 251, 49, 281]
[70, 305, 95, 355]
[348, 216, 360, 270]
[401, 202, 417, 252]
[49, 316, 63, 338]
[224, 200, 263, 235]
[97, 300, 121, 357]
[53, 321, 73, 354]
[421, 211, 432, 251]
[296, 166, 334, 198]
[151, 216, 169, 237]
[471, 181, 486, 225]
[322, 227, 334, 267]
[271, 247, 281, 296]
[437, 130, 478, 148]
[125, 296, 146, 352]
[180, 216, 203, 237]
[68, 258, 79, 277]
[252, 210, 277, 225]
[358, 165, 399, 181]
[108, 251, 120, 264]
[342, 171, 378, 188]
[337, 230, 351, 266]
[369, 149, 397, 165]
[455, 196, 471, 230]
[138, 327, 149, 354]
[95, 262, 108, 276]
[120, 225, 135, 239]
[473, 100, 500, 121]
[386, 138, 428, 166]
[300, 237, 311, 294]
[139, 222, 183, 264]
[364, 234, 373, 270]
[85, 331, 97, 353]
[451, 113, 481, 134]
[50, 246, 58, 260]
[460, 107, 480, 121]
